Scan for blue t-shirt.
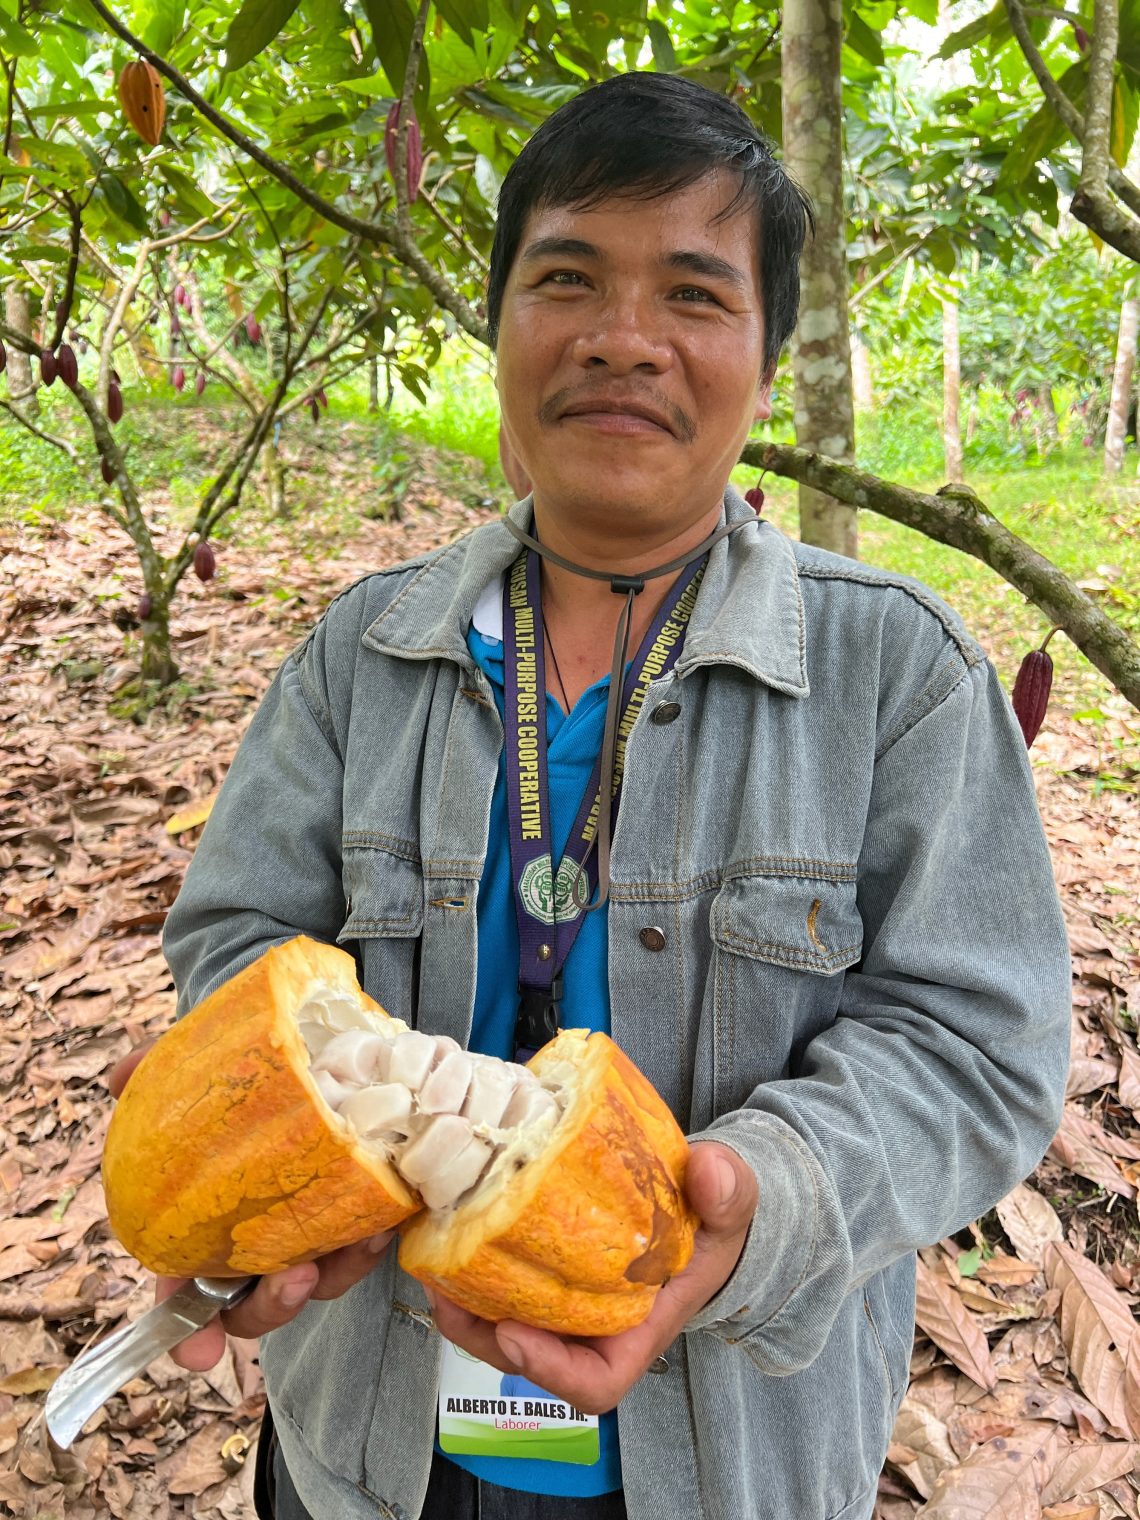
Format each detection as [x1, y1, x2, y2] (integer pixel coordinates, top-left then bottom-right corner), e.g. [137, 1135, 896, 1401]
[434, 603, 622, 1498]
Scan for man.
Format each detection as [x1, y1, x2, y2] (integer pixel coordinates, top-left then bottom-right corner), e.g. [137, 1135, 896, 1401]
[115, 72, 1070, 1520]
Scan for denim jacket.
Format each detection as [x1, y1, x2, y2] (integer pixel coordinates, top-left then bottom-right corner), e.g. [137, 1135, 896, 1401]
[163, 488, 1071, 1520]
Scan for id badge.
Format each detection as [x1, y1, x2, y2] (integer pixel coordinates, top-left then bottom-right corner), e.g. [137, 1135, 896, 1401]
[438, 1342, 600, 1465]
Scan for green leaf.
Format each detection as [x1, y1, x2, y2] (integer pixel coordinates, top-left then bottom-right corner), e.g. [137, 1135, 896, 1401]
[100, 173, 149, 234]
[938, 3, 1008, 60]
[0, 8, 38, 55]
[225, 0, 303, 70]
[845, 11, 884, 68]
[647, 17, 676, 71]
[434, 0, 490, 49]
[956, 1247, 982, 1277]
[4, 242, 74, 262]
[136, 0, 185, 55]
[361, 0, 430, 113]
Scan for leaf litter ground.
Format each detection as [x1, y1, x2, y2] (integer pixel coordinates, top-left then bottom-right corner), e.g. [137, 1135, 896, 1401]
[0, 464, 1138, 1519]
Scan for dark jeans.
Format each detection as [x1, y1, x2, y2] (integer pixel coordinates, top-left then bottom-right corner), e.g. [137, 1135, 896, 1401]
[253, 1406, 628, 1520]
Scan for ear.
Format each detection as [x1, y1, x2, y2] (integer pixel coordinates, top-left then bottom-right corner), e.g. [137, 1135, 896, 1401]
[753, 363, 775, 424]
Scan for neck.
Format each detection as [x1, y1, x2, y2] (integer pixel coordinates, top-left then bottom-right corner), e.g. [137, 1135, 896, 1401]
[526, 497, 723, 709]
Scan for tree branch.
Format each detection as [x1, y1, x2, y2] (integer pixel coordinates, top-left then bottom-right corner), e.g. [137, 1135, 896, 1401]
[82, 0, 487, 343]
[0, 396, 78, 459]
[744, 441, 1140, 711]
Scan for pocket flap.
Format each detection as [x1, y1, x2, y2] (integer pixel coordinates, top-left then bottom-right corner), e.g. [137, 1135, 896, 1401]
[338, 848, 424, 942]
[711, 872, 862, 974]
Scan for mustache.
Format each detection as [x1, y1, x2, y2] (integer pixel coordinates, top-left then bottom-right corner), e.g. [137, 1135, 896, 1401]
[537, 386, 697, 444]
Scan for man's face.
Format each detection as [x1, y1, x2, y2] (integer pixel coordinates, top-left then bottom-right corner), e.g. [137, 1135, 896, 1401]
[495, 173, 773, 537]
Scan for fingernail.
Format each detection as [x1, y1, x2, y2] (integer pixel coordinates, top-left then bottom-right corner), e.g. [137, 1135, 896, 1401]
[281, 1273, 315, 1308]
[498, 1330, 523, 1364]
[715, 1156, 738, 1208]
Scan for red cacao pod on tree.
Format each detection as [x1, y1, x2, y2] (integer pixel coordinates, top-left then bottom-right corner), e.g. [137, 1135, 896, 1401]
[56, 344, 78, 389]
[193, 541, 216, 582]
[159, 208, 172, 228]
[138, 593, 153, 621]
[107, 382, 124, 424]
[309, 397, 320, 422]
[172, 365, 185, 392]
[174, 283, 187, 309]
[0, 339, 7, 374]
[1011, 634, 1056, 747]
[117, 59, 166, 146]
[101, 457, 116, 485]
[196, 372, 206, 396]
[317, 388, 328, 410]
[245, 314, 262, 344]
[384, 102, 423, 202]
[40, 348, 57, 386]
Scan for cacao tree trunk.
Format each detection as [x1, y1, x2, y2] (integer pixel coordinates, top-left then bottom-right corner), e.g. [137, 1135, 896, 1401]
[1105, 291, 1139, 474]
[781, 0, 857, 557]
[942, 297, 963, 481]
[851, 329, 874, 411]
[139, 599, 178, 685]
[4, 286, 37, 415]
[262, 430, 288, 516]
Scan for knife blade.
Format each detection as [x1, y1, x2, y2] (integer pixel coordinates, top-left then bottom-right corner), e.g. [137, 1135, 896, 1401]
[45, 1276, 257, 1449]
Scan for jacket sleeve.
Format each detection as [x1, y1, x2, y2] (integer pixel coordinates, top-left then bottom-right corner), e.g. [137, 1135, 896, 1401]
[685, 654, 1071, 1372]
[162, 628, 348, 1015]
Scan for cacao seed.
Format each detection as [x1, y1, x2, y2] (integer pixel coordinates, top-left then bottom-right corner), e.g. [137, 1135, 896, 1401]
[172, 365, 185, 392]
[1011, 647, 1053, 747]
[40, 349, 57, 386]
[384, 102, 423, 203]
[193, 541, 216, 582]
[245, 314, 262, 344]
[196, 372, 206, 396]
[101, 457, 115, 485]
[107, 383, 124, 424]
[56, 344, 78, 389]
[138, 593, 152, 621]
[118, 59, 166, 146]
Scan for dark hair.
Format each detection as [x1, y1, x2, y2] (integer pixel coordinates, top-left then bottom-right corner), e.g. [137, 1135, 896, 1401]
[486, 72, 813, 372]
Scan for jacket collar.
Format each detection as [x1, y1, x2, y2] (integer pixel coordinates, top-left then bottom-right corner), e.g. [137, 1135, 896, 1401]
[361, 487, 808, 699]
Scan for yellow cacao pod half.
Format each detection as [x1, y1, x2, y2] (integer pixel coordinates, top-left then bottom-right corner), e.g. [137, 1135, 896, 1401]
[117, 59, 166, 146]
[102, 937, 697, 1335]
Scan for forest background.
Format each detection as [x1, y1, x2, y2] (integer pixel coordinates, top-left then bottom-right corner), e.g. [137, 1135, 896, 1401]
[1, 0, 1139, 1515]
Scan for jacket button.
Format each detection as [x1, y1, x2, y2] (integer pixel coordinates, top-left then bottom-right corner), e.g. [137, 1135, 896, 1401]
[650, 702, 681, 725]
[639, 926, 666, 952]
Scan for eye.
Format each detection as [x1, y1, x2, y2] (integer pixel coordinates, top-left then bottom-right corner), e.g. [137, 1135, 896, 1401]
[674, 286, 718, 304]
[543, 270, 587, 287]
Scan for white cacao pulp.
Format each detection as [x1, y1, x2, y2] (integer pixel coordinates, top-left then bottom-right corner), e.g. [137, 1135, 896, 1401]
[300, 1020, 561, 1211]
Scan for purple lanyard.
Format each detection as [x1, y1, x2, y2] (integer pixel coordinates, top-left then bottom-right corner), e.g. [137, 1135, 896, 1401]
[503, 547, 705, 1056]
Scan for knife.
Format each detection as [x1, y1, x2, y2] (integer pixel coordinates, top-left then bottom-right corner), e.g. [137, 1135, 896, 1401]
[45, 1276, 257, 1449]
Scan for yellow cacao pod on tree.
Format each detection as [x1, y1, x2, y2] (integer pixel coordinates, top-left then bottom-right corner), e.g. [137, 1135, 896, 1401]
[117, 59, 166, 146]
[102, 937, 697, 1336]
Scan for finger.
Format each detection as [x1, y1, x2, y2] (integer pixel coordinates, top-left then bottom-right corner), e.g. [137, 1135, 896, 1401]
[156, 1277, 229, 1372]
[685, 1142, 758, 1237]
[426, 1291, 523, 1375]
[308, 1231, 394, 1300]
[220, 1265, 320, 1340]
[108, 1039, 156, 1100]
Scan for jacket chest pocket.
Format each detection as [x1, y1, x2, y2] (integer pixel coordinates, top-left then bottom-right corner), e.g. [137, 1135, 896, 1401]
[337, 847, 425, 1020]
[708, 871, 863, 1116]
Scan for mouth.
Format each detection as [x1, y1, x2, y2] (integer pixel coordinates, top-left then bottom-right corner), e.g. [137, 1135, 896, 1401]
[559, 398, 676, 436]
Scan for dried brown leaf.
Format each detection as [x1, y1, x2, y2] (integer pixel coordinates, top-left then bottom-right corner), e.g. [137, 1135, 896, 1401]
[1048, 1110, 1134, 1198]
[1040, 1443, 1140, 1507]
[1046, 1243, 1140, 1435]
[915, 1426, 1059, 1518]
[889, 1399, 960, 1500]
[916, 1258, 999, 1392]
[997, 1184, 1064, 1266]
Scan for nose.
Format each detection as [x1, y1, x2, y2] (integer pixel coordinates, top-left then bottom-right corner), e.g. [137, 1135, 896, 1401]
[569, 296, 673, 375]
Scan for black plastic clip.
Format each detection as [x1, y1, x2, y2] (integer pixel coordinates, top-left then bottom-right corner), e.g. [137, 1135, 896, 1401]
[513, 975, 563, 1061]
[609, 573, 645, 596]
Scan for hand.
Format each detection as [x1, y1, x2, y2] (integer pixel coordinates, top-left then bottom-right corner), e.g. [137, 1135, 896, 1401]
[107, 1039, 394, 1372]
[426, 1141, 757, 1415]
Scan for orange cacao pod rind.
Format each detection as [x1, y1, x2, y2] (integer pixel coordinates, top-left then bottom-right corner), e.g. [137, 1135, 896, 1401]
[117, 60, 166, 146]
[398, 1028, 697, 1335]
[102, 938, 418, 1277]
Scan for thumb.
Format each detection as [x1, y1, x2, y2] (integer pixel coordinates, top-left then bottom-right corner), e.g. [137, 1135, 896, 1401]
[686, 1142, 758, 1236]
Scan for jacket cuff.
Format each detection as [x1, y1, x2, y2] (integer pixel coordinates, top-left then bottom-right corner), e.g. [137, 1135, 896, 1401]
[683, 1112, 847, 1372]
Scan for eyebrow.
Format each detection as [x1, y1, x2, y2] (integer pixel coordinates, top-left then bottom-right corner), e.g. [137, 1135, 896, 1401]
[518, 237, 749, 291]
